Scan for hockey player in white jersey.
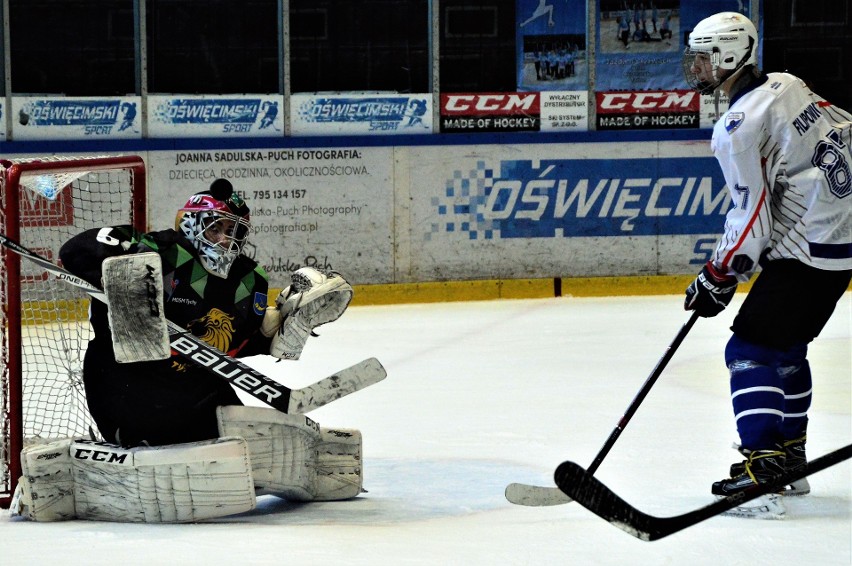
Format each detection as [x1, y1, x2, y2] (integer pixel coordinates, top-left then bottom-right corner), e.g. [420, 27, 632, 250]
[682, 12, 851, 512]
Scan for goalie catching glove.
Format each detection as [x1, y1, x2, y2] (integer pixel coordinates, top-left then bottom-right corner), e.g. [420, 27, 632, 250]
[261, 267, 353, 360]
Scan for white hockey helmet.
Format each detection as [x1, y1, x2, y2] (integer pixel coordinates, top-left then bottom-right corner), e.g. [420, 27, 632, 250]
[175, 179, 251, 278]
[683, 12, 758, 95]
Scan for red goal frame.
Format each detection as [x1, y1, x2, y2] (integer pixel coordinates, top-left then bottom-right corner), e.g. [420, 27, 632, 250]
[0, 155, 147, 508]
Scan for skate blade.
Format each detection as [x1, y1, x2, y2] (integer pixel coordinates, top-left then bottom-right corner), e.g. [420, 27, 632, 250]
[783, 478, 811, 496]
[721, 493, 785, 520]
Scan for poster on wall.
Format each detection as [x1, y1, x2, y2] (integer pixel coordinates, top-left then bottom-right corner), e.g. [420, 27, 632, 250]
[11, 97, 142, 140]
[147, 95, 284, 138]
[291, 93, 433, 136]
[516, 0, 589, 92]
[147, 146, 394, 286]
[595, 0, 753, 92]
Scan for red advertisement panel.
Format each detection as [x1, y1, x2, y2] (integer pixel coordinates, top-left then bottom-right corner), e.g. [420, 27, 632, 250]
[441, 93, 541, 133]
[596, 90, 699, 130]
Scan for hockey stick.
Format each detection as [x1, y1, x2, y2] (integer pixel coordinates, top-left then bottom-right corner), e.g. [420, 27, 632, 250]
[506, 311, 700, 506]
[0, 231, 386, 414]
[554, 443, 852, 541]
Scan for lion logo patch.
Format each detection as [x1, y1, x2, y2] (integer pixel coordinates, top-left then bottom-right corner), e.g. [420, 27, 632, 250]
[189, 308, 236, 353]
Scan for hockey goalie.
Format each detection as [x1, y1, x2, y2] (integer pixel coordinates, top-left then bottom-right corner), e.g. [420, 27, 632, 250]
[11, 179, 362, 523]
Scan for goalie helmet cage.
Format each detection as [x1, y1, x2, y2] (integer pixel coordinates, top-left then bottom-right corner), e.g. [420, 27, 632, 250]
[0, 155, 147, 508]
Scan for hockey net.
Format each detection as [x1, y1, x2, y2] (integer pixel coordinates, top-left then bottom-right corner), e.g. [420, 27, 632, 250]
[0, 155, 146, 508]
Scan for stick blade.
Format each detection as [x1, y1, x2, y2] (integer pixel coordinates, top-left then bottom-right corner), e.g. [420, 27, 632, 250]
[554, 461, 661, 541]
[505, 483, 573, 506]
[288, 357, 387, 413]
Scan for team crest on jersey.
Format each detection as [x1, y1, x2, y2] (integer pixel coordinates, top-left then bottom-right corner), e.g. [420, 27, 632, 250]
[188, 308, 236, 352]
[725, 112, 744, 133]
[253, 292, 267, 316]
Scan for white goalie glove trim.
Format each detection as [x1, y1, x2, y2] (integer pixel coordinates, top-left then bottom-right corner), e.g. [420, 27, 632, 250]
[269, 267, 353, 360]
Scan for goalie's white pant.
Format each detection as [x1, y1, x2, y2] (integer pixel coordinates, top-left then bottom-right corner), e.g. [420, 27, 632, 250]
[216, 405, 363, 502]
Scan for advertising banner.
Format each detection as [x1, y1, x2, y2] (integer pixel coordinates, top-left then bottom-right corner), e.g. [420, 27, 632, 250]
[409, 142, 727, 280]
[441, 92, 588, 133]
[147, 146, 394, 287]
[147, 95, 284, 138]
[11, 97, 142, 140]
[700, 92, 730, 129]
[0, 100, 5, 141]
[441, 92, 540, 133]
[596, 89, 699, 130]
[516, 0, 589, 92]
[595, 0, 752, 92]
[291, 93, 432, 136]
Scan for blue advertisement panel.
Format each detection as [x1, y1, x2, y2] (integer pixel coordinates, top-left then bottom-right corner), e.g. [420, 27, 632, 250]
[409, 141, 729, 280]
[595, 0, 752, 91]
[291, 93, 433, 136]
[429, 156, 728, 240]
[147, 95, 284, 138]
[516, 0, 589, 92]
[11, 97, 142, 140]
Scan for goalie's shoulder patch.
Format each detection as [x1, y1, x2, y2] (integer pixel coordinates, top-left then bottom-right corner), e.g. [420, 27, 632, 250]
[253, 292, 267, 316]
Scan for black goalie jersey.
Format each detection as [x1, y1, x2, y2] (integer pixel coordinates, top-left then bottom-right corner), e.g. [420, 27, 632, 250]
[60, 225, 271, 447]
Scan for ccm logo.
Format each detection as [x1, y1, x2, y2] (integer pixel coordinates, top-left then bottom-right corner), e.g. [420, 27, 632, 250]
[442, 93, 539, 115]
[73, 448, 129, 464]
[597, 91, 698, 113]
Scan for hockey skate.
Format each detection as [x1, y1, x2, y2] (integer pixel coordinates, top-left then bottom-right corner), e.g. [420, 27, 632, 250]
[729, 435, 810, 496]
[714, 448, 786, 519]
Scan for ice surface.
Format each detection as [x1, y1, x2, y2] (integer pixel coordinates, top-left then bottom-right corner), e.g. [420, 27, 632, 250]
[3, 293, 850, 565]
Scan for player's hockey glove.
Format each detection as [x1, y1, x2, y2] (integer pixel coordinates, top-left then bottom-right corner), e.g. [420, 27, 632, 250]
[684, 261, 738, 318]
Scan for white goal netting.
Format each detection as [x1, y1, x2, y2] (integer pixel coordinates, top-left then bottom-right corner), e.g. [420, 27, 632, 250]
[0, 155, 146, 507]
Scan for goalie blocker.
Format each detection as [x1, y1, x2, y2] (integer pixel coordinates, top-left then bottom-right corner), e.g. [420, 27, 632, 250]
[11, 406, 363, 522]
[102, 252, 171, 363]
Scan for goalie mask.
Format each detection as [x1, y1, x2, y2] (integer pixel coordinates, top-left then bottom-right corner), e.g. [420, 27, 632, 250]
[175, 179, 251, 278]
[683, 12, 757, 95]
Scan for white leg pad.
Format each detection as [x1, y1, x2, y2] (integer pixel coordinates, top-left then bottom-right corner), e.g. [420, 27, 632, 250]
[313, 427, 363, 501]
[217, 405, 363, 501]
[12, 439, 77, 521]
[13, 437, 256, 523]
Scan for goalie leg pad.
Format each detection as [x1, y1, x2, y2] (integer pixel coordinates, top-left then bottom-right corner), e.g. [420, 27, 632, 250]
[217, 405, 363, 501]
[12, 439, 77, 521]
[314, 427, 363, 501]
[102, 252, 170, 363]
[13, 437, 256, 522]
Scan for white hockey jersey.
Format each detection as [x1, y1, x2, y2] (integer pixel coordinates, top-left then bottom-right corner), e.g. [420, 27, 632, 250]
[710, 72, 852, 278]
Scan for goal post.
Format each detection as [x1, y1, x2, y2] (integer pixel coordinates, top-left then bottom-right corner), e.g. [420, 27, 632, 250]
[0, 155, 147, 508]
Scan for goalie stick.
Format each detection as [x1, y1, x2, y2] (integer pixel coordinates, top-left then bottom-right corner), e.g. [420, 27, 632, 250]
[553, 443, 852, 541]
[0, 231, 386, 414]
[506, 312, 700, 506]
